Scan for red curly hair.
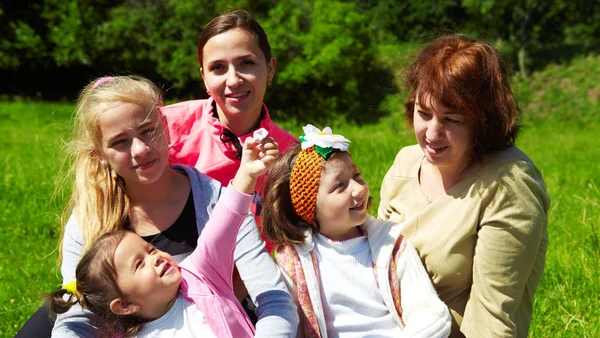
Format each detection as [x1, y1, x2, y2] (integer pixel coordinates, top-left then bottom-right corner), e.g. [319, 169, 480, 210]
[404, 34, 520, 160]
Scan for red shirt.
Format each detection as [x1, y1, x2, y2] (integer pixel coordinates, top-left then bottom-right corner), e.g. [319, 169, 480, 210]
[161, 98, 297, 251]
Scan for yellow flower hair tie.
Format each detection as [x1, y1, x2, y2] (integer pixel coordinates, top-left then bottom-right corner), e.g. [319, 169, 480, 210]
[63, 280, 78, 296]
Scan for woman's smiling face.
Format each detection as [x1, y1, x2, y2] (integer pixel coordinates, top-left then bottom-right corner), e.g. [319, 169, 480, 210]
[201, 28, 275, 133]
[413, 94, 473, 174]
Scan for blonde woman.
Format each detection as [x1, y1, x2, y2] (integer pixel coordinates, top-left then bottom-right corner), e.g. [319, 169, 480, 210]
[49, 75, 297, 337]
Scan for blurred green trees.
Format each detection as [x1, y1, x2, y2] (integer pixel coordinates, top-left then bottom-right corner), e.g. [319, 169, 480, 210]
[1, 0, 598, 123]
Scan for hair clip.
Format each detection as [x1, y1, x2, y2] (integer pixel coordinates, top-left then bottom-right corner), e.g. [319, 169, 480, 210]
[92, 76, 115, 89]
[63, 280, 78, 296]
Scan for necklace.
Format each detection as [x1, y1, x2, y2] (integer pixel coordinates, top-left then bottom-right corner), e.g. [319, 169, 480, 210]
[146, 232, 162, 246]
[125, 216, 163, 246]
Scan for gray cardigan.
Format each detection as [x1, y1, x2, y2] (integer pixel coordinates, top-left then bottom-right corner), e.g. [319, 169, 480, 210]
[52, 164, 298, 337]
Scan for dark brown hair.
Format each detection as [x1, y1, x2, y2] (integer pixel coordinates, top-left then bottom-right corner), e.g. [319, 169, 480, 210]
[47, 230, 145, 337]
[262, 145, 371, 246]
[197, 10, 272, 68]
[404, 34, 520, 160]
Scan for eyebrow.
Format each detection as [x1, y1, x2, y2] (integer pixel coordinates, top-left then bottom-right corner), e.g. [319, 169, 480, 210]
[205, 53, 257, 65]
[106, 121, 155, 144]
[416, 102, 458, 115]
[138, 120, 155, 130]
[106, 131, 126, 145]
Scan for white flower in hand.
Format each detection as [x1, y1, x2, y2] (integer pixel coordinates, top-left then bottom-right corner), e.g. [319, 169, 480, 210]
[253, 128, 269, 142]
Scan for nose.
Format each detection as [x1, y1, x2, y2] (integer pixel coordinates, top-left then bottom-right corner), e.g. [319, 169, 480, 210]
[426, 117, 444, 140]
[131, 137, 150, 158]
[351, 179, 366, 198]
[153, 254, 163, 267]
[226, 67, 244, 87]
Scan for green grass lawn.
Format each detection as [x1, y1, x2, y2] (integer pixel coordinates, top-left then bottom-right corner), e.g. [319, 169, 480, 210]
[1, 55, 599, 337]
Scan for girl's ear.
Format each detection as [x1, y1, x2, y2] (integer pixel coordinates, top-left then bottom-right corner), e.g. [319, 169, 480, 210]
[93, 150, 108, 167]
[200, 68, 211, 97]
[109, 298, 140, 316]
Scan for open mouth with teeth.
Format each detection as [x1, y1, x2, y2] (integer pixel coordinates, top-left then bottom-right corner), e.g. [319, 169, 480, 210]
[350, 200, 365, 211]
[427, 143, 448, 153]
[227, 91, 250, 99]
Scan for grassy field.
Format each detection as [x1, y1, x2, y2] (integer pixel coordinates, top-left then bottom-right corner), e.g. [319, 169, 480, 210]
[1, 55, 599, 337]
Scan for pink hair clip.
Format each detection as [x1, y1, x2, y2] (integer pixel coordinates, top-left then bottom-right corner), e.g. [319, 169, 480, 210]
[92, 76, 115, 89]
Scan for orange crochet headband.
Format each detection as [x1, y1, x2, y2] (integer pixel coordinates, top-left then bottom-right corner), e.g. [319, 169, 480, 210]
[289, 125, 351, 223]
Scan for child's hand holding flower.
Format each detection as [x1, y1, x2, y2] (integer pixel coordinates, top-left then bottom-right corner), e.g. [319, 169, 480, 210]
[232, 130, 279, 194]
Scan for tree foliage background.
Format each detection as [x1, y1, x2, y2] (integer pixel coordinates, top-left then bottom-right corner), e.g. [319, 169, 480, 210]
[1, 0, 599, 123]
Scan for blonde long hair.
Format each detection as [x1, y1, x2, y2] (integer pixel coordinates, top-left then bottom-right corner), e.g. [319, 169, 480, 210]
[58, 75, 163, 262]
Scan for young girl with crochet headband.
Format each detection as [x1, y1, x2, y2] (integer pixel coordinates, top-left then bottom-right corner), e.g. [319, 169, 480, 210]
[262, 125, 452, 338]
[48, 120, 279, 337]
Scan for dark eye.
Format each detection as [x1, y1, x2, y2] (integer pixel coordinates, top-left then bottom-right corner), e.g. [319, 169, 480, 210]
[149, 247, 156, 254]
[417, 110, 430, 119]
[334, 181, 346, 190]
[110, 139, 126, 148]
[354, 173, 364, 182]
[135, 260, 143, 269]
[209, 64, 226, 72]
[242, 59, 255, 66]
[141, 128, 154, 137]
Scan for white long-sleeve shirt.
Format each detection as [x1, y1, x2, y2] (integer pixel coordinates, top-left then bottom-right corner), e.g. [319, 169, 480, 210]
[275, 215, 452, 338]
[315, 233, 404, 337]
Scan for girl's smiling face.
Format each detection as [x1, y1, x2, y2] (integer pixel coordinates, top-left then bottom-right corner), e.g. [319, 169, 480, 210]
[201, 28, 275, 134]
[315, 153, 369, 241]
[111, 232, 181, 320]
[97, 102, 169, 187]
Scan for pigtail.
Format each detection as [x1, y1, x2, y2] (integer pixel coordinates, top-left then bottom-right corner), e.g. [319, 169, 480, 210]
[46, 288, 81, 315]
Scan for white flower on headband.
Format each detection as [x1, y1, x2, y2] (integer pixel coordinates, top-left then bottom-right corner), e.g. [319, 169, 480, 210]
[300, 124, 350, 158]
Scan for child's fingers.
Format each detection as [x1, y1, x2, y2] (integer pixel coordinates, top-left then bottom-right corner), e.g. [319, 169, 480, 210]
[243, 137, 258, 149]
[260, 154, 278, 168]
[261, 140, 278, 152]
[260, 148, 280, 166]
[262, 147, 280, 159]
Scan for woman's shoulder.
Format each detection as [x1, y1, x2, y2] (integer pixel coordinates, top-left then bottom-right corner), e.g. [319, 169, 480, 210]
[386, 144, 422, 176]
[479, 146, 544, 182]
[476, 147, 549, 207]
[161, 99, 210, 117]
[161, 99, 211, 138]
[392, 144, 422, 164]
[171, 164, 222, 197]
